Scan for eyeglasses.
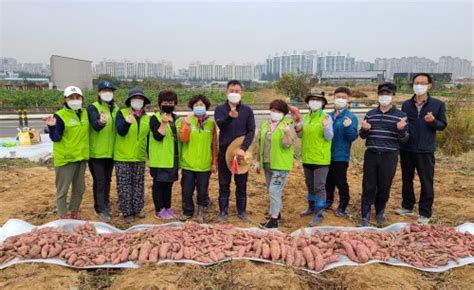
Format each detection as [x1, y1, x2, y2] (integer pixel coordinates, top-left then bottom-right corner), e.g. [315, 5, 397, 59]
[414, 83, 430, 85]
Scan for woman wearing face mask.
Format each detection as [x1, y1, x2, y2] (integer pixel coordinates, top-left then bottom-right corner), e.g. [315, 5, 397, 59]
[255, 99, 295, 229]
[148, 90, 181, 220]
[179, 94, 217, 223]
[43, 86, 89, 220]
[295, 88, 333, 226]
[114, 87, 151, 223]
[325, 87, 358, 217]
[358, 82, 409, 227]
[87, 81, 119, 223]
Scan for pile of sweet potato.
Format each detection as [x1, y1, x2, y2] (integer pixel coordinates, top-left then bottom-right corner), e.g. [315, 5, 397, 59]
[0, 223, 472, 271]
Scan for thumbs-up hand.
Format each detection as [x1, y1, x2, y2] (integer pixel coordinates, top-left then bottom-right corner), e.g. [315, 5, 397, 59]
[125, 112, 135, 124]
[424, 112, 435, 123]
[322, 115, 330, 128]
[43, 115, 56, 126]
[289, 105, 301, 123]
[184, 113, 193, 125]
[343, 116, 352, 127]
[229, 107, 239, 119]
[281, 124, 291, 134]
[361, 119, 371, 131]
[397, 117, 408, 130]
[162, 113, 173, 124]
[99, 112, 108, 125]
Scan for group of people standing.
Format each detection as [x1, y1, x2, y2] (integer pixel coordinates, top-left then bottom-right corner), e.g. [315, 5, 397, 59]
[45, 73, 446, 228]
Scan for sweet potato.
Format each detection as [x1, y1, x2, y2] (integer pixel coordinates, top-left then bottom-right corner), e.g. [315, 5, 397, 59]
[286, 246, 295, 266]
[159, 243, 171, 259]
[129, 248, 139, 261]
[93, 255, 106, 265]
[138, 241, 152, 263]
[302, 247, 314, 270]
[355, 243, 369, 263]
[262, 243, 270, 259]
[270, 240, 281, 261]
[280, 242, 288, 261]
[341, 241, 358, 263]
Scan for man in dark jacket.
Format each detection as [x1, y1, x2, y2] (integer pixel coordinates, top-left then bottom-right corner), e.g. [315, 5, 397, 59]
[396, 73, 447, 224]
[214, 80, 256, 223]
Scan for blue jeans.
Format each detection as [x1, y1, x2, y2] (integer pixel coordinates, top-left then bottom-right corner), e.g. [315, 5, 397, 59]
[263, 163, 289, 217]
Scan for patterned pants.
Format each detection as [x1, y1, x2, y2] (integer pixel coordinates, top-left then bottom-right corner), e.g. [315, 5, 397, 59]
[115, 161, 145, 217]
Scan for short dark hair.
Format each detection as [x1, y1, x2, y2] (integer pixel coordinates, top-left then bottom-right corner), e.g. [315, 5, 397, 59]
[158, 90, 178, 106]
[334, 86, 352, 96]
[269, 99, 289, 115]
[412, 73, 432, 84]
[377, 82, 397, 95]
[188, 94, 211, 110]
[227, 80, 243, 89]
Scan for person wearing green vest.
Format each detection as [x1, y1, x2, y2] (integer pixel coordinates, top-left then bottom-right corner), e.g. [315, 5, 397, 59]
[87, 81, 119, 223]
[179, 95, 218, 223]
[43, 86, 89, 220]
[254, 99, 296, 229]
[114, 87, 151, 223]
[295, 88, 333, 226]
[149, 90, 181, 220]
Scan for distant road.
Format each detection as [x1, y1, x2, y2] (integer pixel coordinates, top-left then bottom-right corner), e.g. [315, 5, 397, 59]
[0, 108, 371, 137]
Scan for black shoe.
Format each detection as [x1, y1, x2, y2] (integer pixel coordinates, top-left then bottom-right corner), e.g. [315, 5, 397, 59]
[261, 218, 278, 229]
[98, 212, 111, 223]
[300, 200, 315, 216]
[264, 213, 282, 221]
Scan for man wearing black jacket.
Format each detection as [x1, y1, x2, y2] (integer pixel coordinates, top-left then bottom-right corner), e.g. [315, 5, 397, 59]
[396, 73, 447, 224]
[214, 80, 256, 223]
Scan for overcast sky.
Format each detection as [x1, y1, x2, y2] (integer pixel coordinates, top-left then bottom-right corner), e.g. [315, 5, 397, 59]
[1, 0, 472, 68]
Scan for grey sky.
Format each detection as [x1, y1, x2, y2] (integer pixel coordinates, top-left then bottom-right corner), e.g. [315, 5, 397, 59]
[1, 0, 473, 68]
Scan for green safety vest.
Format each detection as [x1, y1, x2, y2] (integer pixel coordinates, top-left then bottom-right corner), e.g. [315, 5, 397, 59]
[301, 110, 332, 165]
[180, 116, 214, 172]
[148, 112, 182, 168]
[53, 107, 89, 167]
[89, 101, 119, 158]
[259, 118, 294, 171]
[113, 108, 150, 162]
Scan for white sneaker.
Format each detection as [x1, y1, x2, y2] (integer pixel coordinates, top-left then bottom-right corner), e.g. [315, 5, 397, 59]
[395, 208, 414, 216]
[417, 216, 430, 224]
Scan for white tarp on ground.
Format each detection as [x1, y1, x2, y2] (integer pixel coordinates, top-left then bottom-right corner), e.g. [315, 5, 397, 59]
[0, 134, 52, 161]
[0, 219, 473, 273]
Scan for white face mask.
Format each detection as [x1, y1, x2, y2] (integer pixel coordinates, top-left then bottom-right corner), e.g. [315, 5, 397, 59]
[67, 99, 82, 110]
[227, 93, 241, 104]
[100, 92, 114, 102]
[270, 111, 284, 122]
[378, 95, 393, 106]
[413, 85, 428, 96]
[308, 100, 322, 111]
[130, 99, 144, 110]
[334, 98, 348, 109]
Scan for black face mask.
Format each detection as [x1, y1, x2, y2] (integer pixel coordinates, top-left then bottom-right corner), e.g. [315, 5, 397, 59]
[161, 105, 175, 114]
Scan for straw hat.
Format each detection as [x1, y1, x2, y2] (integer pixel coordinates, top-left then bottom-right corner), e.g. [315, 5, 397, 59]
[225, 136, 253, 174]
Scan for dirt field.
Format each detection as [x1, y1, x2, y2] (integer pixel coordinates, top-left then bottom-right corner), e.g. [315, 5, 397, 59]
[0, 145, 473, 289]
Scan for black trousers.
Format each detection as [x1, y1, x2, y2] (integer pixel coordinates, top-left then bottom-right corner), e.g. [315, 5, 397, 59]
[218, 150, 248, 215]
[361, 150, 398, 217]
[181, 169, 211, 216]
[325, 161, 350, 212]
[152, 181, 173, 212]
[400, 150, 435, 218]
[88, 158, 114, 214]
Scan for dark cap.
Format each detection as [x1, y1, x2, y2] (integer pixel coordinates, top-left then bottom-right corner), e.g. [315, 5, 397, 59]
[97, 81, 116, 91]
[126, 87, 151, 106]
[305, 87, 328, 104]
[377, 82, 397, 95]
